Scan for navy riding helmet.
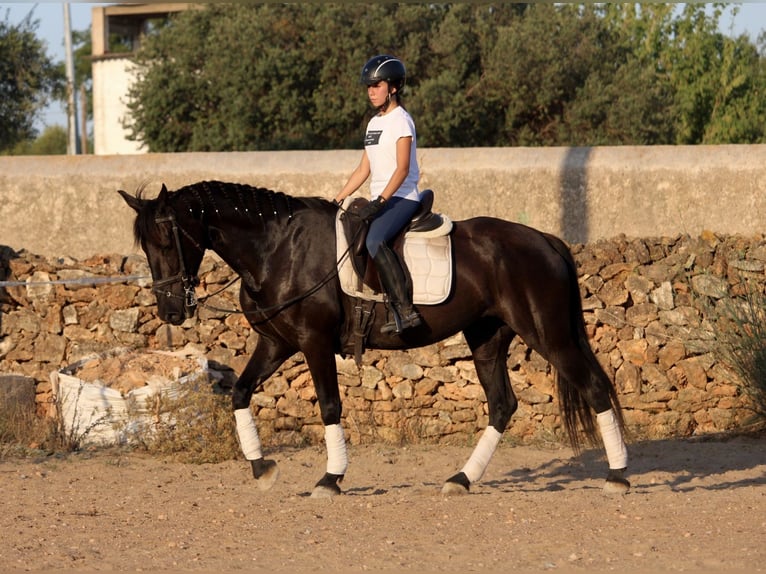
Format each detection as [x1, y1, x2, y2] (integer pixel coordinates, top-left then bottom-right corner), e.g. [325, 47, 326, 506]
[360, 55, 406, 91]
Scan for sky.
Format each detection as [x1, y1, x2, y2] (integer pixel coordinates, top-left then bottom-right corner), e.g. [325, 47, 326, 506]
[3, 1, 766, 130]
[3, 2, 110, 128]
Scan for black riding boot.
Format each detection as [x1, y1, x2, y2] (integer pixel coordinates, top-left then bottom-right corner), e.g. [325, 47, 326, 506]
[373, 244, 422, 334]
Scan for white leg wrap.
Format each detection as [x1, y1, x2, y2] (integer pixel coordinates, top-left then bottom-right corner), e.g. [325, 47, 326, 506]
[234, 408, 263, 461]
[460, 426, 503, 483]
[325, 423, 348, 476]
[597, 409, 628, 469]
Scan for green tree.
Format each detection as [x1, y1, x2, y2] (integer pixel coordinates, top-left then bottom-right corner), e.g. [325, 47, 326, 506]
[563, 3, 677, 145]
[126, 4, 445, 151]
[662, 3, 766, 144]
[412, 4, 520, 147]
[667, 3, 734, 143]
[701, 32, 766, 143]
[478, 4, 610, 146]
[126, 5, 317, 151]
[0, 9, 64, 152]
[303, 3, 438, 148]
[4, 125, 67, 155]
[123, 3, 766, 150]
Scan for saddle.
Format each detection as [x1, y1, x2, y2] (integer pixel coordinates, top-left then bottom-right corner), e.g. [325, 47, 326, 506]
[337, 189, 453, 303]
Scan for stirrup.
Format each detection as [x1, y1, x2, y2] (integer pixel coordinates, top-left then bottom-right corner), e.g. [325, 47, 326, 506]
[381, 310, 422, 335]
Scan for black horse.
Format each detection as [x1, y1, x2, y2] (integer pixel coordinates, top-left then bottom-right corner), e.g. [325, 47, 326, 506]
[119, 180, 630, 497]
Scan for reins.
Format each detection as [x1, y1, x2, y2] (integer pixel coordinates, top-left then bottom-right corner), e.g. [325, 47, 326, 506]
[195, 262, 344, 324]
[153, 204, 360, 323]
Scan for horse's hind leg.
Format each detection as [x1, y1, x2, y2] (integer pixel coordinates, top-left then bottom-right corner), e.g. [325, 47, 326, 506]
[443, 320, 517, 495]
[552, 344, 630, 494]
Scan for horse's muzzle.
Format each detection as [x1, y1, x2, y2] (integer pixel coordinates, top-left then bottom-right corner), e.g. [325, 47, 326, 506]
[183, 302, 197, 320]
[162, 309, 187, 325]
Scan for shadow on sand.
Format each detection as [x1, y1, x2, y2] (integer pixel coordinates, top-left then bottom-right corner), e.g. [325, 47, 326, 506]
[483, 431, 766, 494]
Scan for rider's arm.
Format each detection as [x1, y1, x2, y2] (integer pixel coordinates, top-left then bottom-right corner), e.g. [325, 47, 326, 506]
[334, 151, 371, 203]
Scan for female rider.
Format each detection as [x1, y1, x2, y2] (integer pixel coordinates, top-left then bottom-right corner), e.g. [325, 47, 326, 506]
[334, 55, 422, 335]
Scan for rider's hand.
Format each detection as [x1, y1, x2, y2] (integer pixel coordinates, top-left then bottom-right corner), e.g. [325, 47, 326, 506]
[356, 197, 386, 221]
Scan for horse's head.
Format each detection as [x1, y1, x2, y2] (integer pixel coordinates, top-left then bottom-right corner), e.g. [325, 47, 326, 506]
[118, 184, 205, 325]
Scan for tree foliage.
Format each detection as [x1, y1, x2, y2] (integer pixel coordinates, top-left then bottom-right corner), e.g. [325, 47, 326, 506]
[3, 125, 67, 156]
[0, 9, 63, 152]
[124, 3, 766, 152]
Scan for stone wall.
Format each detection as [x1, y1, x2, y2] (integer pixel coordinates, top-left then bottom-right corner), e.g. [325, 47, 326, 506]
[0, 232, 762, 447]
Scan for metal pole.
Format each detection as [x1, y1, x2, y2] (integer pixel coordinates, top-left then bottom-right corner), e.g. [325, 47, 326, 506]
[79, 83, 88, 154]
[63, 3, 79, 155]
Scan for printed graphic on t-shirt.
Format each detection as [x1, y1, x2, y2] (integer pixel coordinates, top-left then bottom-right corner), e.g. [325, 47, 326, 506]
[364, 130, 382, 146]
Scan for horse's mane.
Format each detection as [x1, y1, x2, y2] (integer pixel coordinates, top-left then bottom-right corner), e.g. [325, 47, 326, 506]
[172, 180, 332, 220]
[131, 180, 332, 245]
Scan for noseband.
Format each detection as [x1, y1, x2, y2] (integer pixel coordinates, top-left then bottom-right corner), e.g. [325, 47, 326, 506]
[153, 213, 202, 318]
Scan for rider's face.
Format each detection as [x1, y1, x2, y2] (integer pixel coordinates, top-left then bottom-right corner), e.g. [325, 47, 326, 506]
[367, 81, 392, 108]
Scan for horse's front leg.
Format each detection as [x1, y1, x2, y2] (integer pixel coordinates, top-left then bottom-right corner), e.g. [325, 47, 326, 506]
[303, 347, 347, 499]
[232, 338, 293, 491]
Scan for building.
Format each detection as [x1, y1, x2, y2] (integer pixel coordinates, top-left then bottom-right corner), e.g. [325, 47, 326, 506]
[91, 3, 193, 155]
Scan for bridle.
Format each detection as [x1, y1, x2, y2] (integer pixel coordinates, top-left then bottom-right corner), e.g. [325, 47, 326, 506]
[149, 203, 360, 324]
[152, 213, 203, 319]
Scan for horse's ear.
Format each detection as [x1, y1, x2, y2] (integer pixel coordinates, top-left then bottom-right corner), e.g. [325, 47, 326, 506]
[118, 189, 143, 213]
[158, 184, 169, 202]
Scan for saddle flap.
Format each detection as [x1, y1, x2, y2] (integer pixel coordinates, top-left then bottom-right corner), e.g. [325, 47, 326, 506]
[339, 199, 374, 284]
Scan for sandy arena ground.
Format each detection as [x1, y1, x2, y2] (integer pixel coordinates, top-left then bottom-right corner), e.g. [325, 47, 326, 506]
[1, 434, 764, 572]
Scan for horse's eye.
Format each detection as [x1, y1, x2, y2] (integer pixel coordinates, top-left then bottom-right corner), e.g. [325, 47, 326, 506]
[150, 228, 174, 250]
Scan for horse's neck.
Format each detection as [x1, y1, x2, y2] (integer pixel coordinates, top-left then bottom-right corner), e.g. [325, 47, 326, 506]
[180, 183, 295, 226]
[183, 189, 329, 294]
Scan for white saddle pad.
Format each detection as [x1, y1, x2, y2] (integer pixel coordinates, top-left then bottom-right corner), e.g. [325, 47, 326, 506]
[335, 206, 453, 305]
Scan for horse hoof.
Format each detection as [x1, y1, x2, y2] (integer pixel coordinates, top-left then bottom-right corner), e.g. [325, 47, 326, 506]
[441, 472, 470, 495]
[441, 482, 469, 495]
[250, 458, 279, 491]
[310, 484, 341, 499]
[603, 468, 630, 495]
[310, 472, 343, 498]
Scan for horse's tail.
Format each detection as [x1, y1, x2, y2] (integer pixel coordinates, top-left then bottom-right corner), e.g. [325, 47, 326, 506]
[543, 233, 625, 454]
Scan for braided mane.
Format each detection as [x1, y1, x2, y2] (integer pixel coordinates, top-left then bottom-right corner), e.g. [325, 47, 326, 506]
[131, 180, 330, 248]
[172, 180, 296, 224]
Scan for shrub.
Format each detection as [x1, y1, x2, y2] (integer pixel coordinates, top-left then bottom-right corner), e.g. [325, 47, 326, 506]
[712, 285, 766, 426]
[0, 394, 57, 457]
[127, 379, 242, 464]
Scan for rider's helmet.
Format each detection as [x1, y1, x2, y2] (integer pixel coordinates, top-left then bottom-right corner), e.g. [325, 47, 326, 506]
[360, 55, 406, 92]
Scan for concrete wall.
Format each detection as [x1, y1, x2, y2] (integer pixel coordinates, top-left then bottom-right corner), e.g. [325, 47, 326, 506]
[2, 145, 765, 259]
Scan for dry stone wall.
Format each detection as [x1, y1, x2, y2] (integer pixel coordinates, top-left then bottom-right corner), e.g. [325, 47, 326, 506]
[0, 233, 762, 448]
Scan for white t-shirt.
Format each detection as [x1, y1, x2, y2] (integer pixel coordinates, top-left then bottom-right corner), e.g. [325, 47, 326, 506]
[364, 106, 420, 201]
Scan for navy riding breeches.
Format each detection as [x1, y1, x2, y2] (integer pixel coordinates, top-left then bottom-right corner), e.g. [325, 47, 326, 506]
[366, 197, 421, 258]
